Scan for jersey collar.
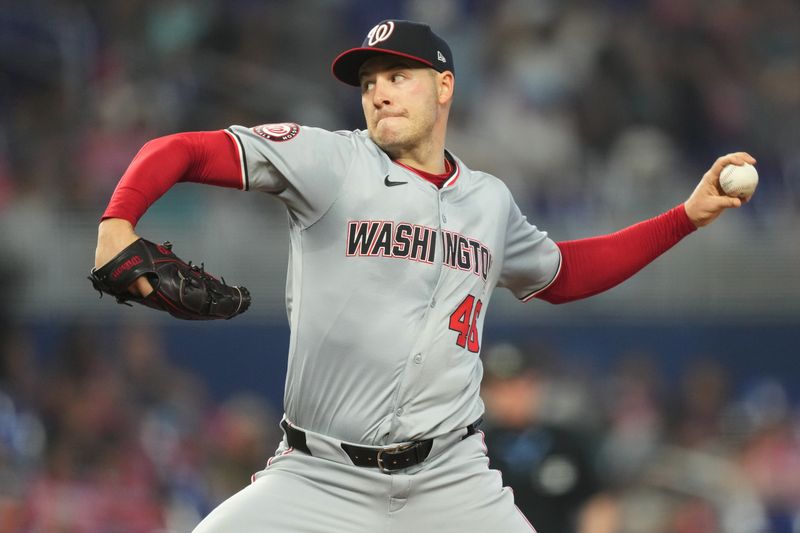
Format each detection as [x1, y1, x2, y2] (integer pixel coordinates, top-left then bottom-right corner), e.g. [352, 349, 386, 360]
[391, 151, 461, 189]
[442, 152, 461, 188]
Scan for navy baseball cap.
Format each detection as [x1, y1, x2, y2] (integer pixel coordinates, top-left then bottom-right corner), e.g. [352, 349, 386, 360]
[332, 20, 454, 86]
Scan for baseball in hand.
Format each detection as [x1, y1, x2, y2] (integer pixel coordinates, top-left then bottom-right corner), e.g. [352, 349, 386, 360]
[719, 162, 758, 199]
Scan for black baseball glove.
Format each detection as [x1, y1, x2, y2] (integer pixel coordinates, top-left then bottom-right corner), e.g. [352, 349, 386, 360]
[89, 238, 250, 320]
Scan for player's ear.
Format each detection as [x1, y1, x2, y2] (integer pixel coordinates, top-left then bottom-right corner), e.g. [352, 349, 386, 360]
[436, 71, 454, 105]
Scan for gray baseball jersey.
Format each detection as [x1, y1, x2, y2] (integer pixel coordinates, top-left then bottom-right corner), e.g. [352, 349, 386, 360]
[224, 122, 560, 446]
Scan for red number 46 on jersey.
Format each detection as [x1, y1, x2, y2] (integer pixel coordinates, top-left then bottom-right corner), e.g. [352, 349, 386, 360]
[449, 295, 483, 353]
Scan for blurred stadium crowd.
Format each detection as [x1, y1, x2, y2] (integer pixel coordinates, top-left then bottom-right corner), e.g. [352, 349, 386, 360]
[2, 324, 800, 532]
[1, 0, 800, 531]
[2, 0, 799, 224]
[2, 0, 800, 319]
[0, 323, 283, 531]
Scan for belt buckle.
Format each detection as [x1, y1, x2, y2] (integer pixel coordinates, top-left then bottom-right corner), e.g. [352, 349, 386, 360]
[376, 443, 414, 473]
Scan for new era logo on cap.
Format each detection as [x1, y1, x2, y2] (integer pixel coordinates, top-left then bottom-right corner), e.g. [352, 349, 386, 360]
[331, 20, 455, 86]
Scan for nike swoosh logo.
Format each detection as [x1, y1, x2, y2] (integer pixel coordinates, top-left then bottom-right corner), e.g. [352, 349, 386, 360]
[384, 174, 408, 187]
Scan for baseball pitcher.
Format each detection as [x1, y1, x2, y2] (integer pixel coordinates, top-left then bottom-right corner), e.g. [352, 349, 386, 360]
[92, 20, 754, 532]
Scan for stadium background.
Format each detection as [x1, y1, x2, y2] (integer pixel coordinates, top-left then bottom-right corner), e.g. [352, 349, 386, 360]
[1, 0, 799, 531]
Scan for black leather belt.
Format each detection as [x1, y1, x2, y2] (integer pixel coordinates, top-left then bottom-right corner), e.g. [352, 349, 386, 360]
[281, 419, 481, 473]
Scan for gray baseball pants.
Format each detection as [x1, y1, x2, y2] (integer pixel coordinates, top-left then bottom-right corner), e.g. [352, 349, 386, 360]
[193, 425, 536, 533]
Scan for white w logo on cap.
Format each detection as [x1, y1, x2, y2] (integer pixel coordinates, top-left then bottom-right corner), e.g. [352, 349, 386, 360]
[366, 21, 395, 46]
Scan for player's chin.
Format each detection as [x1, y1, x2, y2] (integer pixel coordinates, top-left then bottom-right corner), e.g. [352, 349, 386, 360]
[371, 130, 408, 153]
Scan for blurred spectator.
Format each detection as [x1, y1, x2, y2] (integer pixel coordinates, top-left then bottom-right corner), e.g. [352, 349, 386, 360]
[667, 357, 731, 450]
[481, 343, 599, 532]
[735, 380, 800, 531]
[596, 352, 666, 486]
[0, 333, 44, 533]
[202, 393, 280, 506]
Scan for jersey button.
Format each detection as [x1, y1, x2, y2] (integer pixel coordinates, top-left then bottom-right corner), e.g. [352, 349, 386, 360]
[430, 298, 436, 308]
[413, 353, 423, 364]
[395, 407, 404, 417]
[442, 214, 448, 223]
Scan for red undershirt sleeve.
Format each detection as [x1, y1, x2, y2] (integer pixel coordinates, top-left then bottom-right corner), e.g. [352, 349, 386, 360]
[536, 204, 698, 304]
[102, 130, 243, 226]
